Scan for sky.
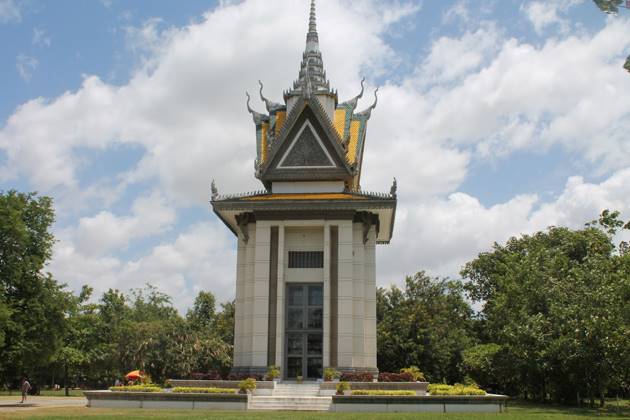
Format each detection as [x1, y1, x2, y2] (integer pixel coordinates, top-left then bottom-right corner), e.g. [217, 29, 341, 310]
[1, 0, 629, 312]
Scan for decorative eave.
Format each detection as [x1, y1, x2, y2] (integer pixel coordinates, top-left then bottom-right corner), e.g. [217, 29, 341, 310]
[211, 188, 397, 244]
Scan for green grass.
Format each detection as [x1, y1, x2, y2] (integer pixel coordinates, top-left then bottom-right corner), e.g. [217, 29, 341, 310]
[1, 399, 628, 419]
[0, 390, 86, 397]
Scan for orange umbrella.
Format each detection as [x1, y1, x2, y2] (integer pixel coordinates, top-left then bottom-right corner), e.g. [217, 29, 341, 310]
[125, 370, 142, 380]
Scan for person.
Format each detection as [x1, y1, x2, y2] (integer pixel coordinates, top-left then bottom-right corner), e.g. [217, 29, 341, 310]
[20, 377, 31, 403]
[114, 378, 121, 387]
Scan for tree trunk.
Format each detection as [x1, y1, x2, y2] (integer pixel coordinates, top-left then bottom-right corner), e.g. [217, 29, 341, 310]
[599, 390, 605, 408]
[64, 364, 69, 397]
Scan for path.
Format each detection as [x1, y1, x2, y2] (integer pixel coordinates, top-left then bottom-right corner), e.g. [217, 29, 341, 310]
[0, 396, 86, 413]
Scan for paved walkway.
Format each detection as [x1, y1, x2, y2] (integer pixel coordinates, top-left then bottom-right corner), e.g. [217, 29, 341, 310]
[0, 396, 86, 413]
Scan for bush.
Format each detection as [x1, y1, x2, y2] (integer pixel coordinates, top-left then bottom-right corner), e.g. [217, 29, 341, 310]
[324, 368, 341, 381]
[336, 382, 350, 395]
[340, 372, 374, 382]
[109, 385, 162, 393]
[227, 373, 264, 381]
[428, 384, 486, 396]
[238, 378, 256, 394]
[352, 390, 415, 396]
[265, 365, 280, 381]
[378, 372, 414, 382]
[191, 371, 222, 380]
[400, 366, 426, 382]
[172, 387, 236, 394]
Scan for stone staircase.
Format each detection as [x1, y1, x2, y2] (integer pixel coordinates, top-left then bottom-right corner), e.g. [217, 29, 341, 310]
[248, 383, 331, 411]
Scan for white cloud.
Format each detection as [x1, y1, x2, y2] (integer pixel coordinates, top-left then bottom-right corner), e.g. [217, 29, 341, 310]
[66, 191, 176, 256]
[32, 27, 51, 47]
[50, 221, 236, 310]
[377, 167, 630, 286]
[16, 54, 38, 81]
[0, 0, 21, 24]
[521, 0, 583, 35]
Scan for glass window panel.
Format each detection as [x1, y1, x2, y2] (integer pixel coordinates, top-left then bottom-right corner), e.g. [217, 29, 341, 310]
[288, 286, 304, 306]
[287, 308, 304, 329]
[287, 357, 302, 378]
[307, 334, 323, 356]
[308, 286, 323, 306]
[307, 357, 323, 379]
[308, 307, 323, 329]
[287, 333, 303, 355]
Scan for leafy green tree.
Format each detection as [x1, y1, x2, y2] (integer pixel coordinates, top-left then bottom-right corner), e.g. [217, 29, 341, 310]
[187, 291, 217, 331]
[592, 1, 630, 74]
[0, 191, 73, 385]
[462, 210, 630, 405]
[377, 272, 475, 383]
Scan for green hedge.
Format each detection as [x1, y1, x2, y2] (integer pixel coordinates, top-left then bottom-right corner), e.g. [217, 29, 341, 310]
[171, 387, 237, 394]
[352, 390, 415, 396]
[428, 384, 486, 396]
[109, 385, 162, 393]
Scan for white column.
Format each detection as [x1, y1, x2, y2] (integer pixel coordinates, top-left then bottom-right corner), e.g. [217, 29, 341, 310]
[252, 222, 271, 368]
[364, 225, 377, 369]
[275, 224, 285, 369]
[352, 222, 365, 368]
[323, 223, 331, 367]
[337, 220, 354, 368]
[243, 223, 257, 367]
[233, 230, 247, 367]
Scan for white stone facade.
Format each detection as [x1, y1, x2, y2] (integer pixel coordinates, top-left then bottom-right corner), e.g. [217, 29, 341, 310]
[232, 219, 378, 377]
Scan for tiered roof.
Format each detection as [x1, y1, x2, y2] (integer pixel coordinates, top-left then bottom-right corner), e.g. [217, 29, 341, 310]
[246, 0, 378, 190]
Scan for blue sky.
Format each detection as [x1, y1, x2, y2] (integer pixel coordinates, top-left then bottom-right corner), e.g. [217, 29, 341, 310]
[1, 0, 629, 311]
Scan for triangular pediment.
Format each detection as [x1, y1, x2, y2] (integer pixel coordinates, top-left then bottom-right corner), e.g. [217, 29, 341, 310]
[260, 98, 354, 188]
[278, 121, 336, 169]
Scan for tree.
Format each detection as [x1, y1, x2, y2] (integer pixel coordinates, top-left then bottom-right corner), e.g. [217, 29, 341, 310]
[377, 272, 475, 383]
[592, 1, 630, 74]
[461, 210, 630, 405]
[0, 191, 73, 385]
[187, 291, 217, 331]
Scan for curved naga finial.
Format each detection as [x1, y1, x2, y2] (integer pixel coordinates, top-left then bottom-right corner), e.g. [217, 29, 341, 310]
[258, 80, 285, 113]
[356, 87, 379, 118]
[340, 77, 365, 112]
[211, 179, 218, 201]
[390, 177, 397, 198]
[246, 91, 266, 123]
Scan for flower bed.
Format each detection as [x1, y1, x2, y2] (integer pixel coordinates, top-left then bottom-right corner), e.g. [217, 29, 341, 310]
[339, 372, 374, 382]
[352, 390, 415, 396]
[428, 384, 486, 396]
[172, 387, 236, 394]
[109, 385, 162, 393]
[378, 372, 414, 382]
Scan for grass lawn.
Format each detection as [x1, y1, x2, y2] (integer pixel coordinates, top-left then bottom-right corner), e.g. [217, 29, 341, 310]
[0, 400, 628, 420]
[0, 390, 86, 397]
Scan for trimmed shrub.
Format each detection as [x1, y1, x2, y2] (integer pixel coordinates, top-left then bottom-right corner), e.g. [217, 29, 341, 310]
[228, 373, 264, 381]
[238, 378, 256, 394]
[352, 390, 415, 396]
[324, 368, 341, 382]
[400, 366, 426, 382]
[172, 387, 236, 394]
[377, 372, 414, 382]
[336, 382, 350, 395]
[428, 384, 486, 396]
[265, 365, 280, 381]
[109, 385, 162, 393]
[340, 372, 373, 382]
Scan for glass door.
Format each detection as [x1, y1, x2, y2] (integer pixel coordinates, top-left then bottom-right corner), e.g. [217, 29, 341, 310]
[285, 284, 323, 379]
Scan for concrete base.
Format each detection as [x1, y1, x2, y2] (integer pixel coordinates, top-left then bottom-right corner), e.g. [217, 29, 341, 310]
[84, 391, 248, 411]
[331, 394, 508, 413]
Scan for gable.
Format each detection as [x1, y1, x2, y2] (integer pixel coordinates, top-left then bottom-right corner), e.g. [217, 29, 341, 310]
[259, 99, 354, 188]
[278, 121, 336, 169]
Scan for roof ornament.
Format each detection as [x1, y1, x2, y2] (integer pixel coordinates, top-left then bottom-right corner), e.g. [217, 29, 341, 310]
[245, 91, 267, 123]
[340, 77, 365, 112]
[258, 80, 285, 113]
[211, 179, 218, 201]
[390, 177, 397, 198]
[356, 87, 379, 118]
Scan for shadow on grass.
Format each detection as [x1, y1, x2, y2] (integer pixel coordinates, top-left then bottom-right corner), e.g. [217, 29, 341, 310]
[509, 399, 630, 418]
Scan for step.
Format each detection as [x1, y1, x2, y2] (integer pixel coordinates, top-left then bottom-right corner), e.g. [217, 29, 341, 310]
[249, 396, 332, 411]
